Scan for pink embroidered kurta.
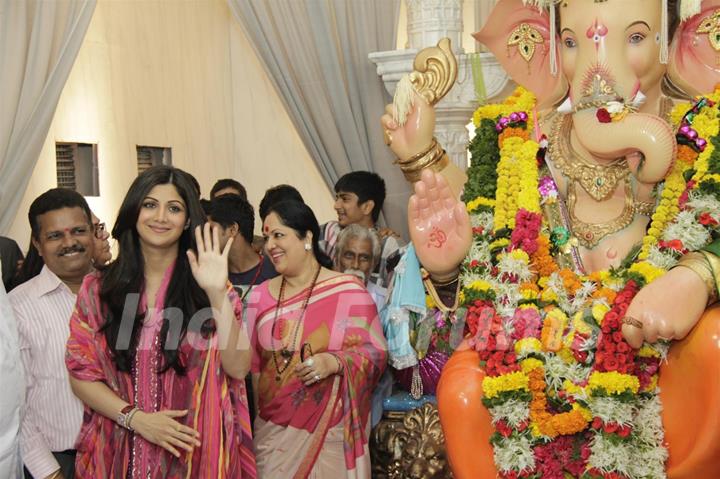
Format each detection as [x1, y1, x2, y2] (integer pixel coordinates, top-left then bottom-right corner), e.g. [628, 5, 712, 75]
[66, 270, 256, 478]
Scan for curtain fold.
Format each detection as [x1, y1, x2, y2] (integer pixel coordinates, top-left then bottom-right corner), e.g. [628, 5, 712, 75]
[0, 0, 97, 232]
[228, 0, 409, 235]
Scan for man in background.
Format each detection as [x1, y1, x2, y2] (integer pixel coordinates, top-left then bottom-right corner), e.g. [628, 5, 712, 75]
[90, 213, 111, 266]
[210, 178, 247, 200]
[9, 188, 95, 479]
[320, 171, 402, 291]
[203, 194, 277, 299]
[333, 224, 386, 307]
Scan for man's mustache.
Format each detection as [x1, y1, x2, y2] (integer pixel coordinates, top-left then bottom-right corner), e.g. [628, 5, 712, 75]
[58, 244, 86, 256]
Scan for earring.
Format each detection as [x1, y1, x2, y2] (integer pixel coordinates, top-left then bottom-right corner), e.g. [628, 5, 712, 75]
[184, 222, 190, 230]
[304, 243, 311, 251]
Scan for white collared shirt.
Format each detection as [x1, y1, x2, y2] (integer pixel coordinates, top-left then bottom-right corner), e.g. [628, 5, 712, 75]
[0, 281, 23, 478]
[9, 266, 84, 478]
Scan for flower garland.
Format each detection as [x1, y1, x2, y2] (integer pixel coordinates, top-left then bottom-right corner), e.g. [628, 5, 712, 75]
[460, 86, 720, 478]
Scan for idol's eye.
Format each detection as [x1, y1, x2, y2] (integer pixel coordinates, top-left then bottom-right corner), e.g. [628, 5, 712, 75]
[563, 37, 577, 48]
[628, 32, 646, 44]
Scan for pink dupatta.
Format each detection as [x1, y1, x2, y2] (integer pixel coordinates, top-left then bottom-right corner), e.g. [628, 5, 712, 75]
[66, 268, 256, 478]
[247, 274, 387, 477]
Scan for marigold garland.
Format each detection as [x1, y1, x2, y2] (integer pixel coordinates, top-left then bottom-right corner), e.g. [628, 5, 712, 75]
[458, 86, 720, 478]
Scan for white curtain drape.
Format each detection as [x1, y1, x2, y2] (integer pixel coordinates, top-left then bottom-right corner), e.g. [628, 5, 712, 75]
[227, 0, 410, 234]
[0, 0, 97, 232]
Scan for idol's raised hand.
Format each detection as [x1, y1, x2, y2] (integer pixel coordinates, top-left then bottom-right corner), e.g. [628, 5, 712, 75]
[409, 169, 472, 279]
[187, 223, 233, 296]
[380, 91, 436, 161]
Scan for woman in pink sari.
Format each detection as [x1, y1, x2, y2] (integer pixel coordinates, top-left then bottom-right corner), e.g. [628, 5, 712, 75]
[65, 166, 256, 478]
[246, 200, 386, 478]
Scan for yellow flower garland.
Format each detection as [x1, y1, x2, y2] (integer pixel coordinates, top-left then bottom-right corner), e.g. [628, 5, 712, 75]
[640, 91, 720, 258]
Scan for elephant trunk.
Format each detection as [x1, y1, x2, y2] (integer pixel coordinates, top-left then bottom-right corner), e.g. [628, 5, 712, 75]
[572, 109, 677, 184]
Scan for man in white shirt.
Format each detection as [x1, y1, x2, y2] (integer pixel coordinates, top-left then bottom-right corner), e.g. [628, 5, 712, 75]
[9, 188, 95, 479]
[0, 280, 24, 478]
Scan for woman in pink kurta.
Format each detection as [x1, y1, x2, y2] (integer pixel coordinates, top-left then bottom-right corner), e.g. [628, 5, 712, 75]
[65, 166, 256, 478]
[247, 200, 386, 478]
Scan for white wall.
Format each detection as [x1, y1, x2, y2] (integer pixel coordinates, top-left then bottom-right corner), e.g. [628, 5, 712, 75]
[7, 0, 334, 248]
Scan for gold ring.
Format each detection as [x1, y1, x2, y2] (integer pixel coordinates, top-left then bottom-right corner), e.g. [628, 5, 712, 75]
[383, 129, 393, 146]
[621, 316, 643, 329]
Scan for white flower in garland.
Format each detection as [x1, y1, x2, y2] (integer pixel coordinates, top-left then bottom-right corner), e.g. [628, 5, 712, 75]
[467, 239, 492, 266]
[587, 396, 635, 425]
[546, 272, 572, 311]
[497, 252, 533, 282]
[687, 192, 720, 222]
[493, 281, 524, 318]
[544, 355, 590, 392]
[588, 434, 634, 477]
[629, 396, 668, 479]
[569, 281, 596, 313]
[472, 210, 495, 232]
[646, 244, 680, 270]
[489, 399, 530, 428]
[634, 395, 667, 448]
[493, 435, 535, 474]
[662, 210, 711, 251]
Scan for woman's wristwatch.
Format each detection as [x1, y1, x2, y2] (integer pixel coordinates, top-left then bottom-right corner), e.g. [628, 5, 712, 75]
[117, 404, 140, 431]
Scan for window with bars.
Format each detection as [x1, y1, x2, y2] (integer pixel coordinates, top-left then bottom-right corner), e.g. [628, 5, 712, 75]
[55, 142, 99, 196]
[137, 146, 172, 174]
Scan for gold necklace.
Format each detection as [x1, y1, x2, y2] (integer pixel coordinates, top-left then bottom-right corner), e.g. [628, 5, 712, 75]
[546, 96, 672, 249]
[549, 114, 630, 202]
[270, 266, 321, 381]
[567, 180, 636, 249]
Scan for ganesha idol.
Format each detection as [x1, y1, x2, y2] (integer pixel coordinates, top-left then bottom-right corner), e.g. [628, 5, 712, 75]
[379, 0, 720, 477]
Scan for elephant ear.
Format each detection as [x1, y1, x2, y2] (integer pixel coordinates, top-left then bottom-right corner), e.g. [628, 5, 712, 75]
[668, 1, 720, 97]
[473, 0, 567, 109]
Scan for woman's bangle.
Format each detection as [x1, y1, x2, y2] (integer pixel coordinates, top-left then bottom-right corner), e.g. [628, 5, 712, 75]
[126, 408, 141, 431]
[329, 353, 344, 375]
[117, 405, 140, 431]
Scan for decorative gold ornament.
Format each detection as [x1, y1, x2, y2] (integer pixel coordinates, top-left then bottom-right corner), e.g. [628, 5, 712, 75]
[507, 23, 544, 63]
[395, 137, 449, 183]
[696, 9, 720, 52]
[370, 404, 451, 479]
[384, 129, 393, 146]
[567, 181, 637, 249]
[548, 113, 662, 248]
[675, 251, 720, 304]
[578, 73, 619, 108]
[409, 38, 458, 107]
[549, 114, 630, 202]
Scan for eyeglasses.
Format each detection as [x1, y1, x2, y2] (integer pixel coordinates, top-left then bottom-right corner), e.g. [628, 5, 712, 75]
[94, 222, 106, 239]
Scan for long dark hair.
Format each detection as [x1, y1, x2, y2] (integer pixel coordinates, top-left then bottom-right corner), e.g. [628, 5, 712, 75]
[265, 200, 333, 269]
[100, 165, 209, 374]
